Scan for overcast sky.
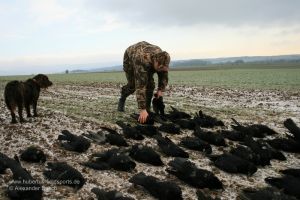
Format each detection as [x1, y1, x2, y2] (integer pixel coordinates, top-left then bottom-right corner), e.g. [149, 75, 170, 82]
[0, 0, 300, 75]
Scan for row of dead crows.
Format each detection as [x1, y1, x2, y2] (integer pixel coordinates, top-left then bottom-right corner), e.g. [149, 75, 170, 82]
[1, 105, 300, 200]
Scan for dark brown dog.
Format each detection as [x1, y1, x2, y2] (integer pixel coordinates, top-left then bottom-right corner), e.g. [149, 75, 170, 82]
[4, 74, 52, 123]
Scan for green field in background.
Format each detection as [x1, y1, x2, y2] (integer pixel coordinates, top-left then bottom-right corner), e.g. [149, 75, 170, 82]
[1, 66, 300, 90]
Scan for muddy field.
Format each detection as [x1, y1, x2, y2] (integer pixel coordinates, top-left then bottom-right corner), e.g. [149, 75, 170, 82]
[0, 81, 300, 200]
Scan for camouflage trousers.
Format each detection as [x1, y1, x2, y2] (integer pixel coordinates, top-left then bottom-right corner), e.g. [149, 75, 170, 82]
[120, 63, 155, 110]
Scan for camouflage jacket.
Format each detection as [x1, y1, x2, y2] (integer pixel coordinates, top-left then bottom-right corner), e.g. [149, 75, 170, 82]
[123, 41, 169, 109]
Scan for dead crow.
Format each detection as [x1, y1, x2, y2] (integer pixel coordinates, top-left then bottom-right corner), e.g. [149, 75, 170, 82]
[82, 148, 136, 172]
[172, 118, 195, 130]
[116, 121, 145, 140]
[243, 137, 286, 166]
[152, 93, 165, 116]
[43, 162, 85, 189]
[83, 128, 129, 147]
[81, 131, 106, 145]
[20, 146, 46, 163]
[220, 129, 246, 142]
[166, 158, 223, 189]
[233, 141, 286, 164]
[129, 172, 183, 200]
[105, 132, 129, 147]
[180, 137, 212, 154]
[267, 138, 300, 153]
[209, 153, 257, 175]
[81, 160, 110, 170]
[196, 190, 221, 200]
[155, 135, 189, 158]
[242, 137, 272, 166]
[268, 146, 286, 161]
[284, 118, 300, 142]
[91, 187, 134, 200]
[193, 110, 224, 128]
[230, 145, 259, 165]
[238, 187, 298, 200]
[158, 123, 181, 134]
[232, 118, 278, 138]
[166, 106, 191, 120]
[280, 168, 300, 179]
[58, 130, 91, 153]
[0, 156, 7, 174]
[129, 144, 163, 166]
[0, 153, 43, 200]
[265, 175, 300, 199]
[194, 125, 226, 146]
[135, 124, 160, 137]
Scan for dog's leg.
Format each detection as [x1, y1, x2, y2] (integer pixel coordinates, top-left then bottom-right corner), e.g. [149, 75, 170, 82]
[33, 101, 38, 117]
[9, 105, 17, 124]
[25, 103, 32, 117]
[17, 103, 25, 123]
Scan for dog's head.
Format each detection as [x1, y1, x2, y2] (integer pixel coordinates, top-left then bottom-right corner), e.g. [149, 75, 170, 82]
[33, 74, 53, 88]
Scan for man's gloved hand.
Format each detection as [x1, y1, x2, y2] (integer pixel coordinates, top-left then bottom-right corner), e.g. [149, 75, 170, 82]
[138, 109, 149, 124]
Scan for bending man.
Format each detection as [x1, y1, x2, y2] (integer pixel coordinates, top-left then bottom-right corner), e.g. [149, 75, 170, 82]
[118, 41, 170, 123]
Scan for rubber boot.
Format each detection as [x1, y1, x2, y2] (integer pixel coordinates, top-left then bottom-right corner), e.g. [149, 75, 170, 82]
[117, 97, 126, 112]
